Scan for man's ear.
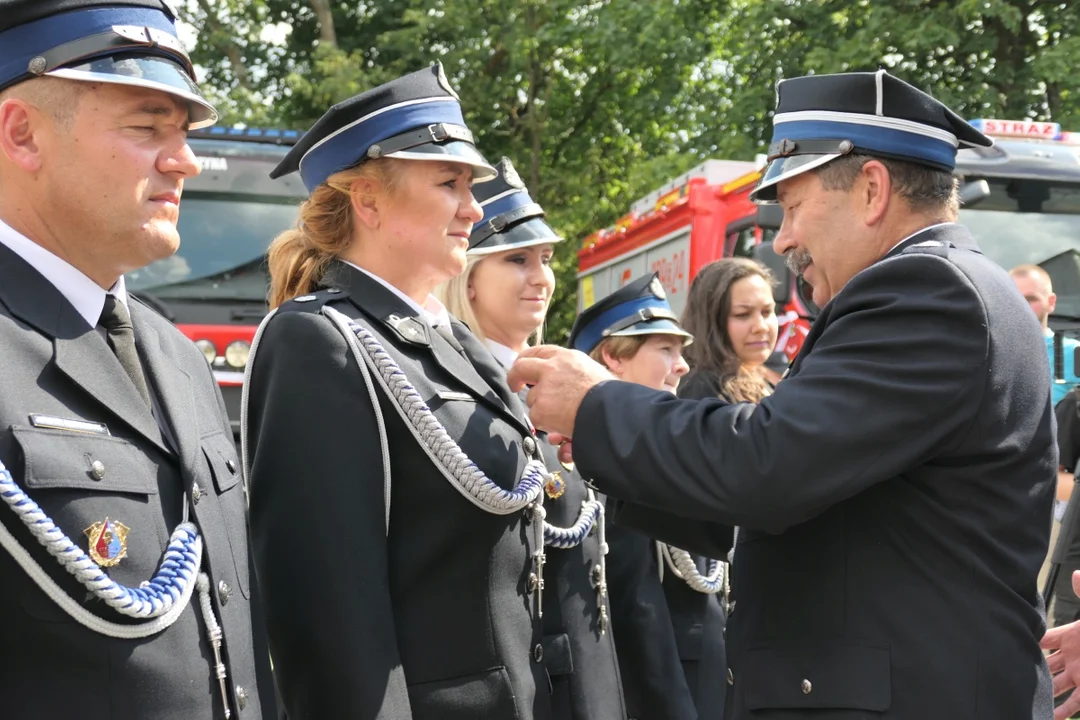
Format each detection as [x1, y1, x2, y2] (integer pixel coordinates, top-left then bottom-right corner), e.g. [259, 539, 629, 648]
[858, 159, 892, 227]
[0, 98, 46, 172]
[349, 177, 383, 230]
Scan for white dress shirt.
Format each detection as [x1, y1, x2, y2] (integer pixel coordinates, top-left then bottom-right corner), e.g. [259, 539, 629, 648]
[0, 217, 129, 329]
[483, 339, 519, 369]
[342, 260, 450, 329]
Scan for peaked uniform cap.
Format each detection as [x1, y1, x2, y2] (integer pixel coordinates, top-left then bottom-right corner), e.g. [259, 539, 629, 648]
[468, 156, 562, 255]
[751, 70, 993, 203]
[569, 272, 692, 354]
[0, 0, 217, 128]
[270, 62, 496, 193]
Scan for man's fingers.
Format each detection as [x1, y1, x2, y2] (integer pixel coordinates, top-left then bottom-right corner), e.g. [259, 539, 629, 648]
[548, 432, 569, 446]
[517, 344, 563, 361]
[1049, 650, 1067, 675]
[557, 441, 574, 466]
[507, 357, 547, 392]
[1054, 668, 1079, 698]
[1072, 569, 1080, 598]
[1043, 625, 1069, 650]
[1055, 689, 1080, 719]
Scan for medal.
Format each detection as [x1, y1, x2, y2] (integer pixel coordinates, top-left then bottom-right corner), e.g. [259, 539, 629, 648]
[545, 471, 567, 500]
[84, 518, 130, 567]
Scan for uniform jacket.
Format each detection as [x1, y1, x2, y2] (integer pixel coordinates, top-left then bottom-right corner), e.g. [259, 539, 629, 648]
[605, 523, 698, 720]
[246, 261, 552, 720]
[576, 224, 1057, 719]
[533, 431, 627, 720]
[0, 242, 272, 720]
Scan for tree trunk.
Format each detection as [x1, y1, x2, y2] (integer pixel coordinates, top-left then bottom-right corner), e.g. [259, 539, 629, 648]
[195, 0, 248, 88]
[309, 0, 338, 47]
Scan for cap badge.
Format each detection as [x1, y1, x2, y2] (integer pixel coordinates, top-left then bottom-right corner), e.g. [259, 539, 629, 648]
[649, 277, 667, 300]
[501, 159, 525, 189]
[435, 63, 460, 101]
[545, 471, 567, 500]
[84, 518, 130, 567]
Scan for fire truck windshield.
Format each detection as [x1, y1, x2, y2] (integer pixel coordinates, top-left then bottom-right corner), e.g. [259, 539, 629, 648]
[125, 192, 299, 301]
[959, 178, 1080, 318]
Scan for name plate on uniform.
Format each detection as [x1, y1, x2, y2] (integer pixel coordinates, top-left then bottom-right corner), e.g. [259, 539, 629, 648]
[28, 414, 110, 436]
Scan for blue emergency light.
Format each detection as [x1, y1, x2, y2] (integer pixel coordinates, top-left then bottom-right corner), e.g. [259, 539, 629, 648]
[188, 125, 304, 145]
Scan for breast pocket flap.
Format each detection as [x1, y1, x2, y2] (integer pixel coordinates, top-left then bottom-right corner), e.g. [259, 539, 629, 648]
[13, 426, 157, 494]
[743, 643, 891, 712]
[201, 432, 241, 494]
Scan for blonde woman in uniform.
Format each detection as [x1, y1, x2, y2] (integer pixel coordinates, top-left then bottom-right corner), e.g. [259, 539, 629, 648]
[437, 157, 626, 720]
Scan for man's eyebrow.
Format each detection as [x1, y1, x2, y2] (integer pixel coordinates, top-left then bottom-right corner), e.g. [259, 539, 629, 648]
[124, 102, 191, 130]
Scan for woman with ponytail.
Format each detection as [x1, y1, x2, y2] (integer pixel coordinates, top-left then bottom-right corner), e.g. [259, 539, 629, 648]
[244, 64, 556, 720]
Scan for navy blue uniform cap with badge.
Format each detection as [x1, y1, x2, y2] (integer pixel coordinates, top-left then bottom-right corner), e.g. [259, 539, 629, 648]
[0, 0, 217, 128]
[569, 272, 693, 354]
[468, 156, 563, 255]
[750, 69, 994, 203]
[270, 62, 496, 193]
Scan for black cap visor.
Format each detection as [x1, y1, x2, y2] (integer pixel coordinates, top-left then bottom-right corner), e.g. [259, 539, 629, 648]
[49, 53, 217, 128]
[750, 152, 843, 204]
[387, 140, 496, 182]
[469, 216, 563, 255]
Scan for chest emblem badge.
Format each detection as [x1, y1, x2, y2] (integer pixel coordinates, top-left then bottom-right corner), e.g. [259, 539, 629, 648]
[84, 518, 130, 567]
[545, 471, 567, 500]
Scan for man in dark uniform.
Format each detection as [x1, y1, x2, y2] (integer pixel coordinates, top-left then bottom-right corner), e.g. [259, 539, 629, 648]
[509, 70, 1057, 719]
[0, 2, 274, 718]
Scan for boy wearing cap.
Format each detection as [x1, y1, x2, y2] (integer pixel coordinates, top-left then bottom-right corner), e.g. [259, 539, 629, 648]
[0, 2, 272, 718]
[510, 70, 1056, 719]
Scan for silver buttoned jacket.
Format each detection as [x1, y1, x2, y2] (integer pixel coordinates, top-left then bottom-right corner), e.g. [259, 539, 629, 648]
[0, 242, 273, 720]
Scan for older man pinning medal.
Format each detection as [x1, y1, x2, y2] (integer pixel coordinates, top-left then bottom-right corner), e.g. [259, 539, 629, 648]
[508, 70, 1058, 719]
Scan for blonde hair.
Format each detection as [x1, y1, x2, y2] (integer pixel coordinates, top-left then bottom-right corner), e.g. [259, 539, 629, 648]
[267, 158, 402, 308]
[434, 253, 544, 346]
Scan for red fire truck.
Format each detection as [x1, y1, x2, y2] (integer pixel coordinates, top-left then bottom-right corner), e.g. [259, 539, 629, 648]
[127, 126, 308, 435]
[577, 119, 1080, 359]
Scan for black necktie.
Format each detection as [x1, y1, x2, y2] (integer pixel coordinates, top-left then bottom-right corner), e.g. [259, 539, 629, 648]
[98, 295, 152, 408]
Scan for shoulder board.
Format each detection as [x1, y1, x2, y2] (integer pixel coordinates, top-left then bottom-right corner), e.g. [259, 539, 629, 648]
[278, 288, 350, 313]
[900, 240, 949, 258]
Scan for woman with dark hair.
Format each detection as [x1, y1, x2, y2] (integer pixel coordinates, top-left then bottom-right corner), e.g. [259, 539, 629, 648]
[680, 257, 779, 404]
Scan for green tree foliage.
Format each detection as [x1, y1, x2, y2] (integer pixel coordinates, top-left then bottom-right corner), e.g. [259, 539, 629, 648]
[181, 0, 1080, 340]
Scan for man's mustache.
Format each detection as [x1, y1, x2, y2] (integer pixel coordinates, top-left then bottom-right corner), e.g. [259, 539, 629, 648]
[786, 248, 813, 275]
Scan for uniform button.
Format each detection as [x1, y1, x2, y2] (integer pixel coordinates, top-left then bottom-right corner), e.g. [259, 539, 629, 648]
[226, 459, 237, 473]
[191, 482, 202, 505]
[523, 436, 537, 456]
[235, 685, 248, 710]
[727, 668, 734, 685]
[533, 643, 544, 662]
[90, 460, 106, 480]
[218, 580, 231, 605]
[801, 679, 812, 694]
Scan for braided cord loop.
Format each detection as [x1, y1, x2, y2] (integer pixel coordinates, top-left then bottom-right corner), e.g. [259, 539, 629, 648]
[660, 543, 725, 595]
[0, 462, 202, 618]
[339, 313, 547, 514]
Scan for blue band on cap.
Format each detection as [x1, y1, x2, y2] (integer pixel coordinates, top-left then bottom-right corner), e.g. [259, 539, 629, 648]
[0, 7, 178, 90]
[771, 119, 958, 170]
[299, 99, 467, 192]
[572, 295, 678, 354]
[476, 189, 536, 230]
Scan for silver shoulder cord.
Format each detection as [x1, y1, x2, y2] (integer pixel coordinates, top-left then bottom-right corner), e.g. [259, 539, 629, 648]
[657, 541, 727, 595]
[240, 304, 549, 616]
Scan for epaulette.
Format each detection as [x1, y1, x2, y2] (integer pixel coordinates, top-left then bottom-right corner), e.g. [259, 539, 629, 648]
[278, 288, 350, 313]
[900, 240, 949, 258]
